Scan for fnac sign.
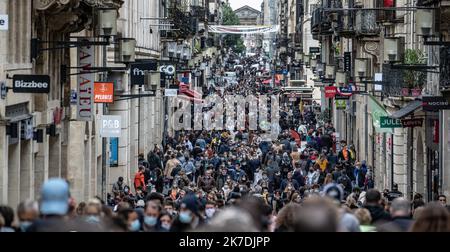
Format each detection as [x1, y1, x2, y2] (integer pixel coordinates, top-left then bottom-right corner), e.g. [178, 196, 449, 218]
[94, 82, 114, 103]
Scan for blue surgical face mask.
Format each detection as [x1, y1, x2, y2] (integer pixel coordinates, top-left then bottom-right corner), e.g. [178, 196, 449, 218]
[130, 219, 141, 232]
[179, 212, 192, 224]
[144, 216, 157, 226]
[20, 221, 33, 232]
[161, 223, 171, 231]
[85, 215, 100, 224]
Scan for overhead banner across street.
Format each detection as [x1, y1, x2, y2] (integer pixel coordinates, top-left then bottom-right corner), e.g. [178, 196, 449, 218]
[208, 25, 279, 34]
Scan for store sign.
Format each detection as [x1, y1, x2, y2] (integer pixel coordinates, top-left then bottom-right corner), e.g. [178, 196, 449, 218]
[130, 62, 158, 85]
[94, 82, 114, 103]
[77, 39, 94, 121]
[325, 86, 337, 98]
[401, 118, 423, 128]
[0, 15, 8, 30]
[335, 94, 350, 100]
[100, 115, 121, 138]
[335, 100, 347, 110]
[337, 86, 353, 96]
[12, 75, 50, 93]
[380, 117, 402, 128]
[165, 89, 178, 97]
[309, 47, 320, 53]
[344, 52, 351, 72]
[422, 96, 450, 111]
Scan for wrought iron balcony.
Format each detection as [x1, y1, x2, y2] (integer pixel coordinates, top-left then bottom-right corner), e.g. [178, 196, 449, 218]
[311, 8, 332, 36]
[440, 46, 450, 90]
[336, 11, 355, 38]
[355, 10, 380, 36]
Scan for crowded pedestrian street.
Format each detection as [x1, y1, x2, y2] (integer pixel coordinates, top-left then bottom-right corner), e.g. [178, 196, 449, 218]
[1, 0, 450, 234]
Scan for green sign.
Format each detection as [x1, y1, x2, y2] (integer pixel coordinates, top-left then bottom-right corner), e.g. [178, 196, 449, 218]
[335, 100, 347, 110]
[380, 117, 402, 128]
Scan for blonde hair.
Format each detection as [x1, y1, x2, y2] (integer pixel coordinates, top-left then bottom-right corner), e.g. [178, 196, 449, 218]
[354, 208, 372, 225]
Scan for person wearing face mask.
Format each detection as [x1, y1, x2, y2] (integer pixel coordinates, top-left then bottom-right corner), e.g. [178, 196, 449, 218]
[16, 200, 39, 232]
[112, 177, 125, 197]
[170, 194, 203, 232]
[158, 211, 173, 232]
[163, 200, 176, 217]
[216, 167, 229, 191]
[117, 207, 141, 232]
[134, 166, 146, 192]
[143, 201, 161, 232]
[204, 201, 217, 222]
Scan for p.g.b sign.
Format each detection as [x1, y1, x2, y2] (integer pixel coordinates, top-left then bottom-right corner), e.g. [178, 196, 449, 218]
[100, 115, 121, 138]
[13, 75, 50, 93]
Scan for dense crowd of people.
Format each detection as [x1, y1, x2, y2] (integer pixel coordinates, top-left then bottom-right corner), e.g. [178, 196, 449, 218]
[1, 52, 450, 232]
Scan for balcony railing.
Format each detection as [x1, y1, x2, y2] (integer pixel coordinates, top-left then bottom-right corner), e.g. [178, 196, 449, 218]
[355, 10, 380, 36]
[382, 63, 405, 97]
[336, 10, 355, 37]
[311, 8, 332, 36]
[440, 46, 450, 89]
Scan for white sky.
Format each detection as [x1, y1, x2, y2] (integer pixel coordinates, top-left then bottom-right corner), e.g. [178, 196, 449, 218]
[228, 0, 263, 11]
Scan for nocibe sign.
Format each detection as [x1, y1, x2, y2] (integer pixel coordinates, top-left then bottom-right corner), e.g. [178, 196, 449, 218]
[13, 75, 50, 93]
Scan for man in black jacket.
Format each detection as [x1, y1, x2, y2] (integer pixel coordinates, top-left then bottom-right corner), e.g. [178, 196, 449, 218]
[147, 148, 162, 171]
[364, 189, 391, 224]
[378, 198, 413, 232]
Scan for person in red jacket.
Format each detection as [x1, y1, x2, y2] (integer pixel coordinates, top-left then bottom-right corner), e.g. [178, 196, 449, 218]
[134, 166, 146, 192]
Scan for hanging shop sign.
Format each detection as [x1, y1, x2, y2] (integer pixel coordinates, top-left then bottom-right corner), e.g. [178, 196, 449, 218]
[165, 89, 178, 97]
[12, 75, 50, 93]
[100, 115, 121, 138]
[337, 86, 353, 96]
[0, 15, 8, 31]
[94, 82, 114, 103]
[401, 118, 423, 128]
[325, 86, 337, 98]
[380, 116, 402, 128]
[344, 52, 351, 72]
[422, 96, 450, 111]
[309, 47, 320, 54]
[335, 99, 347, 110]
[77, 39, 94, 121]
[130, 62, 158, 85]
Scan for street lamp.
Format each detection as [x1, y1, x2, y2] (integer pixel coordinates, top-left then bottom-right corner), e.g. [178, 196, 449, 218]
[416, 8, 434, 36]
[115, 38, 137, 63]
[355, 58, 369, 79]
[384, 37, 403, 63]
[335, 71, 346, 86]
[325, 65, 335, 79]
[98, 8, 118, 37]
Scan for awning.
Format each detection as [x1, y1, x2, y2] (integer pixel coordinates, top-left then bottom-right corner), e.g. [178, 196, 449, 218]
[390, 100, 422, 119]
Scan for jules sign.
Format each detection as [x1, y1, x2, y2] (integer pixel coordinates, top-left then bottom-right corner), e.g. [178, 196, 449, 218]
[77, 39, 94, 121]
[380, 117, 402, 128]
[12, 75, 50, 93]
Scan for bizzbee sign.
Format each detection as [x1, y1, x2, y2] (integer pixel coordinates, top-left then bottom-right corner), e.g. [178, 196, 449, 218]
[13, 75, 50, 93]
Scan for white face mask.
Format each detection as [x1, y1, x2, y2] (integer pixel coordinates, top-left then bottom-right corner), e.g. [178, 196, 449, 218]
[205, 208, 216, 218]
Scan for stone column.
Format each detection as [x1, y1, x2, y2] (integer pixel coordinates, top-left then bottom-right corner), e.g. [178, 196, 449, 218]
[67, 121, 86, 203]
[8, 136, 21, 208]
[20, 139, 33, 201]
[0, 125, 8, 204]
[34, 132, 49, 199]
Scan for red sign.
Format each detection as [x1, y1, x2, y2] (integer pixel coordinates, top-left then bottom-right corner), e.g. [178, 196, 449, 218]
[433, 119, 439, 143]
[325, 86, 337, 98]
[401, 118, 423, 128]
[53, 107, 63, 125]
[94, 82, 114, 103]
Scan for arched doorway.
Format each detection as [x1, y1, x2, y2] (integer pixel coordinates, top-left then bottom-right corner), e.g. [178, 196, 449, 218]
[415, 133, 425, 197]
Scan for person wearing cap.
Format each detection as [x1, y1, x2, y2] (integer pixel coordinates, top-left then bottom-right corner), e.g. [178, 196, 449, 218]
[27, 178, 94, 232]
[170, 194, 203, 232]
[112, 177, 125, 197]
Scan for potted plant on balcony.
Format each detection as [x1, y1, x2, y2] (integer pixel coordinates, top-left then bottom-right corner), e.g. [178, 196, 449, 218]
[403, 49, 426, 97]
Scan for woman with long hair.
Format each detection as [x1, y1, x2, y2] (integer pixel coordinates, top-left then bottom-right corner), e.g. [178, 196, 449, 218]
[410, 203, 450, 232]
